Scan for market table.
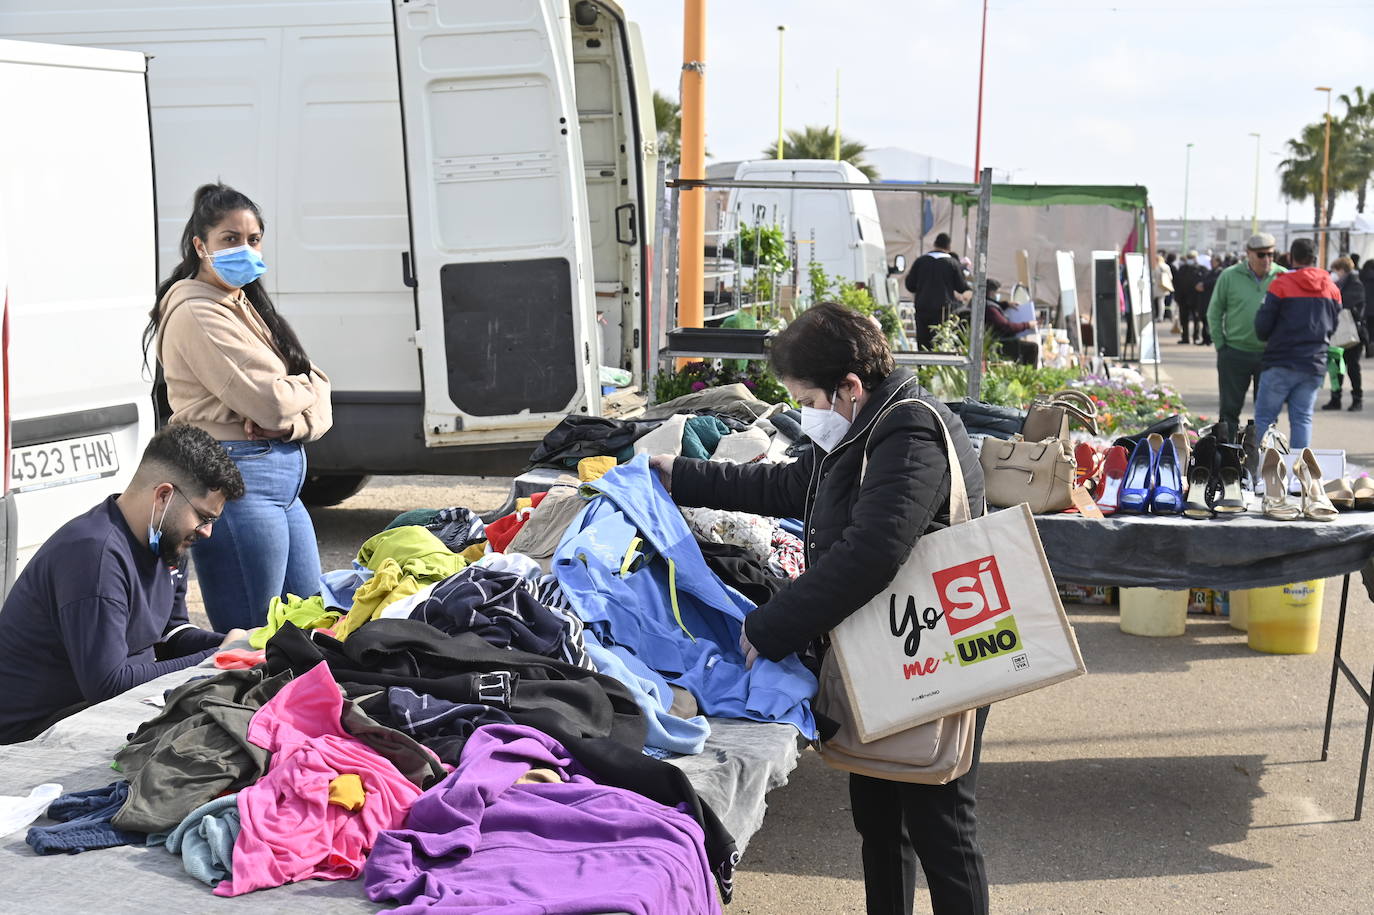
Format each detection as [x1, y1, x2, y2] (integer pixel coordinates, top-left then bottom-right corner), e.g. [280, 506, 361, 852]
[0, 661, 802, 912]
[1032, 508, 1374, 818]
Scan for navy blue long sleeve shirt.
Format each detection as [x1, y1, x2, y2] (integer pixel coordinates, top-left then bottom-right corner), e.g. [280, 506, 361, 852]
[0, 495, 221, 743]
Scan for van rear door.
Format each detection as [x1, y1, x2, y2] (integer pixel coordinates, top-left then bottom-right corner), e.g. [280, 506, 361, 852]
[391, 0, 599, 446]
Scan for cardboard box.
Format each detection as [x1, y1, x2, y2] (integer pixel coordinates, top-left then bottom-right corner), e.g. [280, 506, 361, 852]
[1057, 583, 1116, 605]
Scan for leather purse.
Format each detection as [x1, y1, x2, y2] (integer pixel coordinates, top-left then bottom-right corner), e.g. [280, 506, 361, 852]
[978, 434, 1076, 513]
[1334, 308, 1362, 349]
[1021, 389, 1098, 443]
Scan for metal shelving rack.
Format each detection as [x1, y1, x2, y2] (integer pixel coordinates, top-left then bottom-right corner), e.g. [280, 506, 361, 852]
[657, 169, 995, 398]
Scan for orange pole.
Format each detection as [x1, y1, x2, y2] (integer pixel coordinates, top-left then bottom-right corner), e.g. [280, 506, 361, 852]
[677, 0, 706, 333]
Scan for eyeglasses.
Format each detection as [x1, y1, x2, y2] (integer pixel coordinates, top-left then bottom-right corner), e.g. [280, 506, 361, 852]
[1252, 251, 1276, 259]
[171, 484, 221, 529]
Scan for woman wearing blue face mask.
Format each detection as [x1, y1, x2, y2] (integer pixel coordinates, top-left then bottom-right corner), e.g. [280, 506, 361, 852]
[144, 183, 332, 632]
[650, 301, 991, 915]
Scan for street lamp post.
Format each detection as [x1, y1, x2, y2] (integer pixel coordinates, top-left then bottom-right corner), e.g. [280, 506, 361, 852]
[1316, 86, 1333, 266]
[1182, 143, 1194, 252]
[775, 26, 785, 159]
[1249, 132, 1261, 236]
[973, 0, 989, 182]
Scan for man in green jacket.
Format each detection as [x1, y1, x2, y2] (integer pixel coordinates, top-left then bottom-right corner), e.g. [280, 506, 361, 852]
[1207, 233, 1286, 437]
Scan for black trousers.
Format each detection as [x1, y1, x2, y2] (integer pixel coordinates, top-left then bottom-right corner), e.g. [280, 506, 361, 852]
[1216, 345, 1264, 436]
[1180, 301, 1209, 342]
[916, 308, 945, 351]
[1336, 345, 1363, 397]
[849, 705, 991, 915]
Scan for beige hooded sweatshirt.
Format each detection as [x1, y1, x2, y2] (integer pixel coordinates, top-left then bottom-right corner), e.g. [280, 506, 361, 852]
[156, 278, 332, 443]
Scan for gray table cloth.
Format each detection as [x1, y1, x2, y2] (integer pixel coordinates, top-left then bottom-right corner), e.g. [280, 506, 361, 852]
[1034, 508, 1374, 591]
[0, 661, 802, 912]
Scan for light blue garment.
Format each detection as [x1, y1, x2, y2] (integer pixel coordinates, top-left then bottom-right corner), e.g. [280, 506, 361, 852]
[319, 563, 374, 610]
[553, 455, 816, 738]
[157, 792, 240, 887]
[582, 631, 710, 756]
[1255, 364, 1323, 450]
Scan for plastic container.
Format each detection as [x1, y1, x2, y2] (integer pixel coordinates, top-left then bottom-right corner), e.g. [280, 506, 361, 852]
[1247, 579, 1325, 654]
[1228, 590, 1249, 632]
[1119, 587, 1188, 637]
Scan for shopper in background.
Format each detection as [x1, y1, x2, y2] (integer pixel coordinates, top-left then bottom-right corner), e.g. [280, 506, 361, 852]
[1359, 254, 1374, 356]
[905, 232, 973, 351]
[147, 182, 333, 632]
[1154, 252, 1174, 321]
[980, 279, 1039, 366]
[1254, 238, 1342, 449]
[1207, 234, 1284, 439]
[1175, 251, 1207, 345]
[1323, 257, 1365, 412]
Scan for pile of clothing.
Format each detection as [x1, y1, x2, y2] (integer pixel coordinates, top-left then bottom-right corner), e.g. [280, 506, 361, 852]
[19, 382, 820, 910]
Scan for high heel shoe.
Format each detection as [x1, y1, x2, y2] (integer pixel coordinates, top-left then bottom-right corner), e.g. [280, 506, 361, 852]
[1151, 436, 1185, 514]
[1213, 443, 1247, 514]
[1293, 448, 1338, 522]
[1074, 442, 1103, 494]
[1239, 420, 1259, 490]
[1325, 477, 1356, 510]
[1183, 435, 1217, 519]
[1170, 431, 1191, 495]
[1119, 436, 1157, 514]
[1096, 445, 1129, 515]
[1261, 448, 1302, 520]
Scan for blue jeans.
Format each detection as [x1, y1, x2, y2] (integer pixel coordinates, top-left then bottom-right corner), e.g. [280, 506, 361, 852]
[192, 440, 321, 631]
[1254, 365, 1323, 450]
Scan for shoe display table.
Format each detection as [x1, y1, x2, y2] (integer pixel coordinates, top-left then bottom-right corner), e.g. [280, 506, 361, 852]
[1033, 509, 1374, 818]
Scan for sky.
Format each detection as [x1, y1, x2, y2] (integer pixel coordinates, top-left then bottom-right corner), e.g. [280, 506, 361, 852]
[629, 0, 1374, 223]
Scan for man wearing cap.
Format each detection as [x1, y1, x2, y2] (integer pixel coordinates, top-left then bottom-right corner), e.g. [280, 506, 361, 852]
[1206, 233, 1285, 438]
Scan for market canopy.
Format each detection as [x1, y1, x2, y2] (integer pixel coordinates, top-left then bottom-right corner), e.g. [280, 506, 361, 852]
[882, 182, 1149, 212]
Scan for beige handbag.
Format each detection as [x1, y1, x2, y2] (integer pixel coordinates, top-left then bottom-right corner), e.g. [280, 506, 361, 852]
[979, 435, 1076, 513]
[1020, 389, 1098, 443]
[814, 398, 979, 785]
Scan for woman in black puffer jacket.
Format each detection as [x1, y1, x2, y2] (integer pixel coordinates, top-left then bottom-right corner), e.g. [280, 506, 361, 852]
[651, 302, 990, 915]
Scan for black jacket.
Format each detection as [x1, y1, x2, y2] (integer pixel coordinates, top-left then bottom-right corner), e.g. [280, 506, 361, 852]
[1338, 273, 1368, 344]
[1174, 262, 1205, 307]
[671, 369, 984, 662]
[904, 251, 969, 315]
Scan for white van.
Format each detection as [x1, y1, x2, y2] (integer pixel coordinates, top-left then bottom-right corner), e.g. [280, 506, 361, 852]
[0, 39, 156, 594]
[727, 158, 897, 306]
[2, 0, 657, 504]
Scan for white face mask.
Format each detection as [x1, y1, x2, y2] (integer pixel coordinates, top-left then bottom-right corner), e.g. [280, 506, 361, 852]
[800, 389, 853, 452]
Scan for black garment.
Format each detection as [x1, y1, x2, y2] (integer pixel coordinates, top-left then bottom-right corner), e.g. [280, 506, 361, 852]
[1338, 273, 1368, 343]
[945, 399, 1026, 439]
[695, 540, 786, 606]
[671, 367, 985, 663]
[850, 706, 991, 915]
[526, 415, 662, 469]
[1175, 262, 1207, 341]
[906, 252, 969, 350]
[265, 619, 647, 751]
[356, 685, 514, 765]
[1216, 346, 1264, 435]
[409, 566, 570, 659]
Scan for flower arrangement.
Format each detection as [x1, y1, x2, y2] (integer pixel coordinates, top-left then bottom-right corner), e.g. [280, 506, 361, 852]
[651, 359, 793, 407]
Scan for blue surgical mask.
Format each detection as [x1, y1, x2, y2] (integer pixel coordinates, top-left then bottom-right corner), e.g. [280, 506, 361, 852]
[205, 243, 267, 288]
[147, 495, 172, 555]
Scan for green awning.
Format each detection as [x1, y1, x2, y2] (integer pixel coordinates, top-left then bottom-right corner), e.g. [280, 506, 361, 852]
[927, 184, 1148, 211]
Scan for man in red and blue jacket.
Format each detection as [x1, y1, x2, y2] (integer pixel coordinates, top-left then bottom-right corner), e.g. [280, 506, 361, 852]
[1253, 237, 1342, 449]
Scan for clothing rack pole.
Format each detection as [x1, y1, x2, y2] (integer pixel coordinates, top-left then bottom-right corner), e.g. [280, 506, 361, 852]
[967, 168, 992, 400]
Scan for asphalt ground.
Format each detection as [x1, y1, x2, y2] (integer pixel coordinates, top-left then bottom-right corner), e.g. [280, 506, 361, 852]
[186, 323, 1374, 913]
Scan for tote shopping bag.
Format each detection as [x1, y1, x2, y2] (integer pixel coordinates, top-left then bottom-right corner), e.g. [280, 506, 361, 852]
[829, 401, 1086, 743]
[1334, 308, 1361, 349]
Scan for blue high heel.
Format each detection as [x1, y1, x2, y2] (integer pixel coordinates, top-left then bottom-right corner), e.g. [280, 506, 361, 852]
[1150, 434, 1185, 514]
[1119, 436, 1157, 513]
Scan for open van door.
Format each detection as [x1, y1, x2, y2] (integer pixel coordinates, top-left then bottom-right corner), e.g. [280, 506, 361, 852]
[391, 0, 600, 447]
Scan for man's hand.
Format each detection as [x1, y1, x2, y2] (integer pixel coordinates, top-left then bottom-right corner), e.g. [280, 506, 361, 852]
[243, 419, 290, 441]
[740, 628, 760, 670]
[217, 628, 249, 648]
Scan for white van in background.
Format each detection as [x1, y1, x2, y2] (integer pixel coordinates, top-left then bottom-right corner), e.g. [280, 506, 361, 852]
[0, 40, 156, 596]
[2, 0, 657, 504]
[727, 158, 898, 306]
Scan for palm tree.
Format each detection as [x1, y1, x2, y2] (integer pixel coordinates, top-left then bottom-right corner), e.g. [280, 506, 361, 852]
[1339, 86, 1374, 213]
[1279, 120, 1354, 228]
[653, 90, 681, 166]
[761, 126, 879, 180]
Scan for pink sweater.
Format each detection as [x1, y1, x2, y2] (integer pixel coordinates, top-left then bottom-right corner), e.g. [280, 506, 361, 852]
[215, 661, 422, 896]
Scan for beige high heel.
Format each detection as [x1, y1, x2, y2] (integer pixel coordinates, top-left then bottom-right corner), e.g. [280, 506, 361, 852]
[1170, 431, 1191, 494]
[1354, 476, 1374, 510]
[1261, 448, 1302, 520]
[1293, 449, 1338, 522]
[1324, 477, 1356, 510]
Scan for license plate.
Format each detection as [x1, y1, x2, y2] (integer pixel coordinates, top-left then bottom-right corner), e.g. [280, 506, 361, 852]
[9, 433, 120, 493]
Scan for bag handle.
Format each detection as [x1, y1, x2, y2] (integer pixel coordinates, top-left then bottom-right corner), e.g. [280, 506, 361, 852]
[1043, 389, 1098, 436]
[860, 398, 972, 525]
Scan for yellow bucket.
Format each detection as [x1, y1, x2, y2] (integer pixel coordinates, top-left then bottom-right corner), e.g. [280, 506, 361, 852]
[1246, 579, 1325, 654]
[1228, 590, 1249, 632]
[1119, 587, 1188, 637]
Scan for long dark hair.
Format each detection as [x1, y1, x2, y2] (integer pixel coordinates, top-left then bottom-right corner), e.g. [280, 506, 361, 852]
[144, 182, 311, 376]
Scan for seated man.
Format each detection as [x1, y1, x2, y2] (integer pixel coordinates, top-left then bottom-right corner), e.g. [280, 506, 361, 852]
[975, 278, 1039, 365]
[0, 424, 248, 743]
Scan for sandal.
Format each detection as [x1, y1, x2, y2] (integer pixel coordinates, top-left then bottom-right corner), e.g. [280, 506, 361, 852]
[1213, 443, 1248, 514]
[1325, 477, 1356, 510]
[1355, 476, 1374, 510]
[1096, 446, 1129, 515]
[1170, 431, 1192, 495]
[1261, 448, 1302, 520]
[1293, 448, 1339, 522]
